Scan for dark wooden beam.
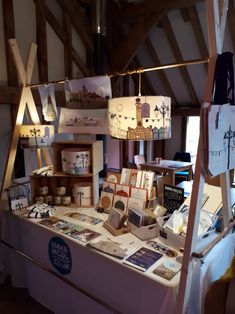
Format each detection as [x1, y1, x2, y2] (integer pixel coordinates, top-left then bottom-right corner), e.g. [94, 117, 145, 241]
[0, 86, 200, 115]
[228, 1, 235, 53]
[172, 107, 200, 116]
[45, 5, 66, 41]
[110, 6, 166, 71]
[44, 4, 90, 76]
[162, 15, 199, 106]
[144, 37, 178, 105]
[2, 0, 18, 125]
[187, 5, 208, 72]
[118, 0, 204, 23]
[57, 0, 93, 53]
[0, 86, 108, 109]
[71, 48, 90, 76]
[63, 11, 73, 78]
[34, 0, 48, 82]
[180, 8, 190, 21]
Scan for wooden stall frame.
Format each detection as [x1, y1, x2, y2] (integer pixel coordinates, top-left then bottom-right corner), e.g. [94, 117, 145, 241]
[0, 2, 233, 312]
[176, 1, 231, 313]
[0, 39, 51, 200]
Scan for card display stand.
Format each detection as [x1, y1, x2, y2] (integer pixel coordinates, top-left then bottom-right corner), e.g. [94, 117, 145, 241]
[128, 222, 158, 240]
[156, 216, 216, 250]
[30, 141, 103, 207]
[103, 221, 130, 236]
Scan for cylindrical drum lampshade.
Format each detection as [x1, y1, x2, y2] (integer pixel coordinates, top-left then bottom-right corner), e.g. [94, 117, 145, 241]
[61, 148, 91, 175]
[20, 125, 55, 148]
[108, 96, 171, 140]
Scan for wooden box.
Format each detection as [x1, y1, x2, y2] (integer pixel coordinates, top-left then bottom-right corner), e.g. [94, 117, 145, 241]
[30, 140, 103, 207]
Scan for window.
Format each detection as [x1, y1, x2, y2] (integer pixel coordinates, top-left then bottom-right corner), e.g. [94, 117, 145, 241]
[185, 116, 200, 166]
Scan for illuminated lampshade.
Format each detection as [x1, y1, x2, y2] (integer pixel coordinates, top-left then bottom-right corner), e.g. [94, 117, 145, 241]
[108, 96, 171, 140]
[20, 125, 55, 148]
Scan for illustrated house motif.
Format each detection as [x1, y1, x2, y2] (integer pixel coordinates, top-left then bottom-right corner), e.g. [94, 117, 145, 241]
[127, 98, 153, 140]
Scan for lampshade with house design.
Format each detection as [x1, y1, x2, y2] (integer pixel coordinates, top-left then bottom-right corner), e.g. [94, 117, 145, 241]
[20, 125, 55, 148]
[108, 96, 171, 140]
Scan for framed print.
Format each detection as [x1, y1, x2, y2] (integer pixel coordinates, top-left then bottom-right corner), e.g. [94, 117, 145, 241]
[106, 172, 121, 184]
[99, 191, 113, 213]
[113, 195, 128, 213]
[140, 171, 155, 198]
[130, 187, 148, 201]
[102, 181, 116, 194]
[128, 197, 146, 211]
[129, 170, 142, 187]
[120, 168, 132, 185]
[64, 76, 112, 108]
[58, 108, 109, 135]
[115, 184, 130, 197]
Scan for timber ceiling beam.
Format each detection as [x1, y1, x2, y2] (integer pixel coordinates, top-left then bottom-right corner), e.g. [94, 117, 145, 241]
[228, 1, 235, 53]
[0, 86, 107, 109]
[34, 0, 48, 82]
[187, 5, 208, 72]
[144, 36, 178, 106]
[44, 4, 90, 76]
[57, 0, 93, 53]
[2, 0, 18, 87]
[2, 0, 18, 125]
[109, 4, 166, 72]
[119, 0, 204, 23]
[161, 15, 199, 106]
[63, 11, 73, 78]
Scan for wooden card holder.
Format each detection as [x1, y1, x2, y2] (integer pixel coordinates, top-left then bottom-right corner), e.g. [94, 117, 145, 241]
[103, 221, 130, 236]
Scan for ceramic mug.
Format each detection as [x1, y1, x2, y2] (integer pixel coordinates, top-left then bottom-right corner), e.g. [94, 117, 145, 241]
[56, 186, 66, 196]
[35, 196, 44, 203]
[44, 195, 53, 204]
[61, 195, 71, 205]
[39, 185, 49, 195]
[54, 195, 62, 205]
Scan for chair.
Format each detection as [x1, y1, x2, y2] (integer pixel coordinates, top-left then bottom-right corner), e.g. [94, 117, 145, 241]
[127, 161, 137, 169]
[134, 155, 145, 169]
[173, 151, 192, 183]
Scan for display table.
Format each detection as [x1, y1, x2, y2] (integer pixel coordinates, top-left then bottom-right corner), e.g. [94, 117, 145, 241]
[140, 160, 193, 186]
[0, 206, 235, 314]
[0, 207, 180, 314]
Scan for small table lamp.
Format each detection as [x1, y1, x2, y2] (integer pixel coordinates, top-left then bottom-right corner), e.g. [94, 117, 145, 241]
[20, 124, 55, 168]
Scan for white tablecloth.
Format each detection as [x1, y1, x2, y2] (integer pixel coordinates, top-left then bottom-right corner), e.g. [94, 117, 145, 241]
[0, 209, 179, 314]
[1, 208, 235, 314]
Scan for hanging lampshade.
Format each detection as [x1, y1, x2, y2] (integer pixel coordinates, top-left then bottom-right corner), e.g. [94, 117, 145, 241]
[108, 96, 171, 140]
[20, 125, 55, 148]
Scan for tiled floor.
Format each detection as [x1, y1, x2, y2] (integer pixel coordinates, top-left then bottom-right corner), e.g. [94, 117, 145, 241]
[0, 277, 53, 314]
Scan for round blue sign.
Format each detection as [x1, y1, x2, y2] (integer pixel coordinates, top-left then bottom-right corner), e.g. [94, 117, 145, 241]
[48, 236, 72, 275]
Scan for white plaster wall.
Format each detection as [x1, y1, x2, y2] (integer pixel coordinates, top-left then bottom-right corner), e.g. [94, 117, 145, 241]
[165, 115, 182, 159]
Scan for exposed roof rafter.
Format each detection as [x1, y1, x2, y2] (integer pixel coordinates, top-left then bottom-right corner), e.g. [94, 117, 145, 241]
[161, 15, 199, 105]
[144, 36, 178, 105]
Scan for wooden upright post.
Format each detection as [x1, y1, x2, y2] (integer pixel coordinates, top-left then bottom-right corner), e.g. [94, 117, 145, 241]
[176, 1, 229, 313]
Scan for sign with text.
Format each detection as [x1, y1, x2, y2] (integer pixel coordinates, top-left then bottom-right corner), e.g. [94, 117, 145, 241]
[48, 236, 72, 275]
[163, 185, 184, 215]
